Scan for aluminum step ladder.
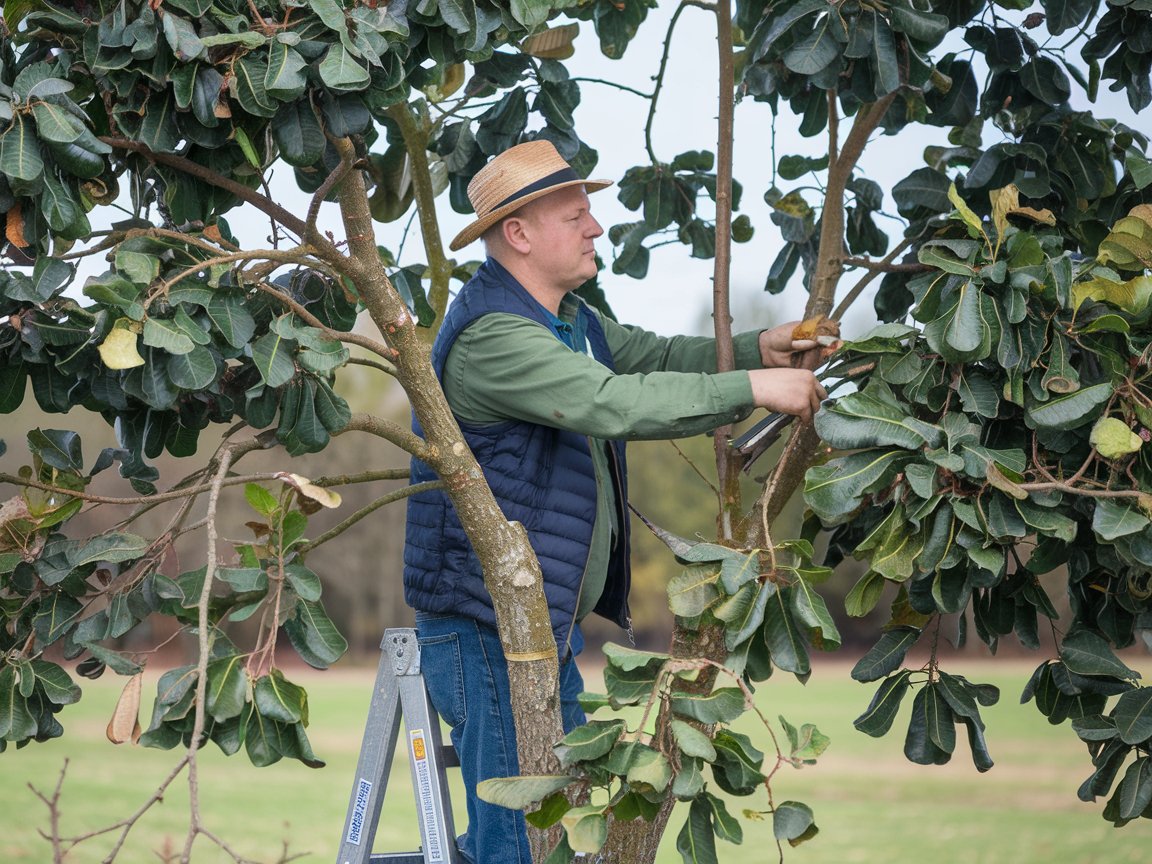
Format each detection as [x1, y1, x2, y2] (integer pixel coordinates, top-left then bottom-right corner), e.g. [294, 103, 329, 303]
[336, 628, 461, 864]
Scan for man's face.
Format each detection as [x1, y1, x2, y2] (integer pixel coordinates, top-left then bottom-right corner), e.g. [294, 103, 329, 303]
[518, 185, 603, 292]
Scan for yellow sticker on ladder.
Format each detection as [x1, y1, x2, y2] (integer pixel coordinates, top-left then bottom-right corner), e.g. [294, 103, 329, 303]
[409, 728, 445, 863]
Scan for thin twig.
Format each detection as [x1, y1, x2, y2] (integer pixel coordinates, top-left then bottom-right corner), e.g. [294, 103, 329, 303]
[297, 480, 443, 554]
[831, 237, 914, 321]
[182, 446, 236, 863]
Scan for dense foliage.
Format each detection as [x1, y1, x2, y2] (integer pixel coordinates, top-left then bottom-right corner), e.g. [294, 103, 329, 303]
[3, 0, 1152, 861]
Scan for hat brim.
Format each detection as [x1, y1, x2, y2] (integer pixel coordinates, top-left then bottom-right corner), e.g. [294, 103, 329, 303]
[448, 178, 612, 252]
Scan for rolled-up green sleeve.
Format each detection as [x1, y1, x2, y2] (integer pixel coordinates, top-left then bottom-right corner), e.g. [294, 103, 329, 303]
[442, 314, 756, 440]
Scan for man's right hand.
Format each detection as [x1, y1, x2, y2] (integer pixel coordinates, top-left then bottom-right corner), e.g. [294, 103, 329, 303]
[747, 368, 827, 423]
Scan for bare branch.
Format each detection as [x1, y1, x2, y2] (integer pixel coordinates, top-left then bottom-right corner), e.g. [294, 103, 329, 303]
[298, 479, 442, 553]
[340, 412, 431, 462]
[832, 237, 914, 320]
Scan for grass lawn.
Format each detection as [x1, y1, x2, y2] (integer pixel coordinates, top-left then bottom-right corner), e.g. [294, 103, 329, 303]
[2, 658, 1148, 863]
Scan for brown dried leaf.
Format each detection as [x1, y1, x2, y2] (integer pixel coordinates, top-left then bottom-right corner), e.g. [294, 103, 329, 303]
[106, 672, 143, 745]
[5, 202, 27, 248]
[275, 472, 342, 509]
[521, 23, 580, 60]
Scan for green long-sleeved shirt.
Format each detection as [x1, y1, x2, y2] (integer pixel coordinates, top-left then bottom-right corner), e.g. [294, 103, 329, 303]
[442, 293, 767, 622]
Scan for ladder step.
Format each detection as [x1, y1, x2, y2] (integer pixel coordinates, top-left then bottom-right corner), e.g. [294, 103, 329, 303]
[440, 744, 459, 769]
[369, 854, 431, 863]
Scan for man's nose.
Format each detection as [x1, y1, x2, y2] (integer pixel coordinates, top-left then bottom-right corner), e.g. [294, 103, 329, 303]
[586, 215, 603, 238]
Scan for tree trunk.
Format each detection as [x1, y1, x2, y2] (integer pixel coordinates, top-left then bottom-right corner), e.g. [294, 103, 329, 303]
[332, 139, 565, 859]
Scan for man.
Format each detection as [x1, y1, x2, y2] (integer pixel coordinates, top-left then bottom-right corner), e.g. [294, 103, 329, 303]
[403, 140, 827, 863]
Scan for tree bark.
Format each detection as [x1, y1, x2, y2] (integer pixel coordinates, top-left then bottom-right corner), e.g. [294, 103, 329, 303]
[330, 139, 565, 860]
[749, 94, 896, 539]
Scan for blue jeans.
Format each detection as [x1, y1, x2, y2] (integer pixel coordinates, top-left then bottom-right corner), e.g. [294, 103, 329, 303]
[415, 614, 586, 864]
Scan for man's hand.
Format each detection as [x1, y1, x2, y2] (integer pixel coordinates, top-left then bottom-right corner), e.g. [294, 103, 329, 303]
[748, 368, 828, 423]
[759, 319, 841, 370]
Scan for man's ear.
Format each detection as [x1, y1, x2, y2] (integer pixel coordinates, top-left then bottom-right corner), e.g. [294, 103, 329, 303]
[501, 215, 532, 255]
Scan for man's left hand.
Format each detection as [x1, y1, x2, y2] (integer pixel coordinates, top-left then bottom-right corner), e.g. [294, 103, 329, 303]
[759, 320, 840, 370]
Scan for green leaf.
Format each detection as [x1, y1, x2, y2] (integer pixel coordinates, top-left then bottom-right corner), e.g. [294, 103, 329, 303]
[670, 688, 746, 725]
[625, 745, 672, 793]
[319, 44, 371, 91]
[555, 719, 626, 766]
[477, 775, 575, 810]
[161, 10, 206, 61]
[527, 791, 571, 829]
[776, 716, 826, 768]
[602, 643, 668, 672]
[844, 570, 885, 617]
[0, 113, 43, 184]
[30, 660, 80, 705]
[817, 391, 941, 450]
[693, 793, 737, 844]
[1092, 500, 1149, 541]
[676, 797, 718, 864]
[230, 55, 277, 118]
[804, 450, 908, 525]
[560, 805, 608, 854]
[31, 101, 84, 144]
[142, 317, 194, 354]
[28, 427, 83, 472]
[254, 670, 307, 724]
[671, 719, 717, 761]
[1113, 689, 1152, 745]
[0, 666, 38, 742]
[668, 563, 720, 617]
[851, 628, 920, 683]
[245, 483, 279, 517]
[764, 588, 810, 677]
[272, 101, 325, 167]
[265, 42, 308, 99]
[206, 655, 247, 722]
[166, 345, 216, 390]
[1113, 756, 1152, 822]
[284, 599, 347, 668]
[66, 533, 149, 567]
[783, 16, 840, 75]
[1025, 382, 1112, 431]
[1060, 631, 1139, 680]
[854, 670, 914, 737]
[217, 566, 267, 592]
[773, 800, 818, 847]
[252, 331, 297, 388]
[284, 563, 321, 602]
[790, 578, 841, 651]
[203, 292, 257, 348]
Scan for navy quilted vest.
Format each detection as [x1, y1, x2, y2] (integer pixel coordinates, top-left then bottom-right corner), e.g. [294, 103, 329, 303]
[403, 259, 630, 649]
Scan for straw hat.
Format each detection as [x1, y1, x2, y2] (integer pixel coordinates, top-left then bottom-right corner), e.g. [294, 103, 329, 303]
[449, 140, 612, 251]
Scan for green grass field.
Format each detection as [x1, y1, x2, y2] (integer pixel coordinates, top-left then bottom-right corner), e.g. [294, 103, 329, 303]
[2, 659, 1148, 864]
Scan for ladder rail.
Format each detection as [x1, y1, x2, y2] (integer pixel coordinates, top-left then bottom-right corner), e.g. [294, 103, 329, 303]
[336, 629, 460, 864]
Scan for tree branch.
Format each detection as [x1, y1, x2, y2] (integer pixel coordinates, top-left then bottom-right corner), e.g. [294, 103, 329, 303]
[297, 480, 442, 554]
[388, 101, 455, 335]
[832, 238, 915, 320]
[341, 412, 431, 462]
[711, 0, 740, 541]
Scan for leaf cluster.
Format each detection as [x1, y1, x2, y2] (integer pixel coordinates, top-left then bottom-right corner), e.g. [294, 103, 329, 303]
[805, 193, 1152, 822]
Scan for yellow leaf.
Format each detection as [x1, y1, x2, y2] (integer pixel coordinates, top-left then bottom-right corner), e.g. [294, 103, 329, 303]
[275, 472, 342, 509]
[1007, 206, 1056, 226]
[989, 184, 1019, 242]
[948, 182, 989, 247]
[1090, 417, 1143, 459]
[107, 672, 143, 745]
[98, 321, 145, 370]
[1072, 275, 1152, 314]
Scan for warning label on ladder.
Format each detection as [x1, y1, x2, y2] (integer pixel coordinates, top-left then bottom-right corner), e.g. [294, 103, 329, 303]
[409, 728, 445, 863]
[345, 777, 373, 846]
